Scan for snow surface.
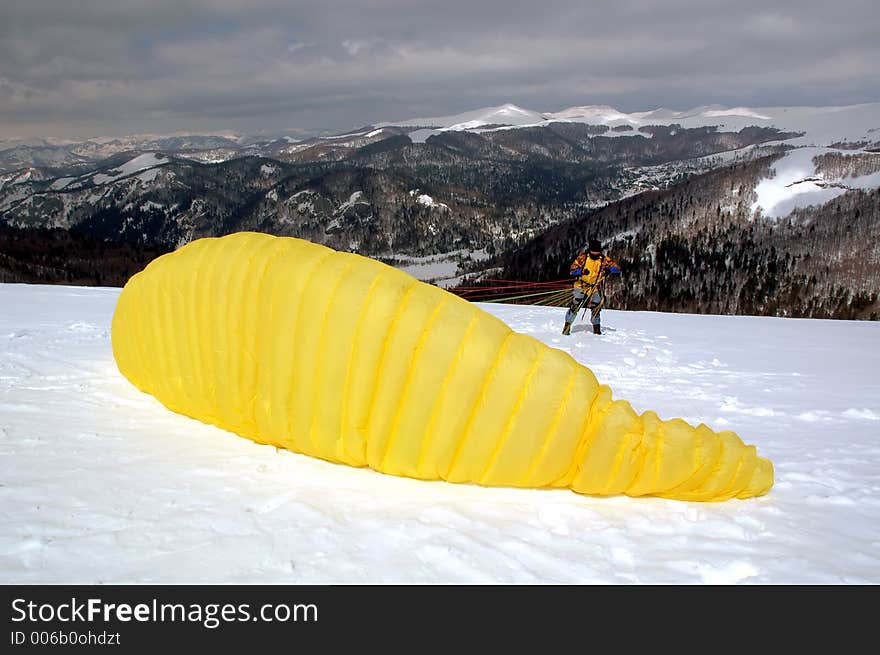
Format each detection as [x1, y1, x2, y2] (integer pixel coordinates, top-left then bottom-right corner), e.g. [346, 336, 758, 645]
[49, 177, 74, 190]
[849, 171, 880, 189]
[335, 191, 369, 217]
[751, 147, 880, 219]
[11, 170, 34, 185]
[135, 168, 162, 184]
[379, 103, 546, 131]
[407, 129, 441, 144]
[0, 187, 30, 212]
[319, 130, 370, 140]
[1, 283, 879, 584]
[91, 153, 168, 185]
[545, 105, 635, 124]
[409, 189, 449, 211]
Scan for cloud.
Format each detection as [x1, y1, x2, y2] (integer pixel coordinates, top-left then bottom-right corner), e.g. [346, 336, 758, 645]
[0, 0, 877, 139]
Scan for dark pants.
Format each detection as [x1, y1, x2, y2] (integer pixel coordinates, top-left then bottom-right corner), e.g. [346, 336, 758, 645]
[565, 288, 602, 326]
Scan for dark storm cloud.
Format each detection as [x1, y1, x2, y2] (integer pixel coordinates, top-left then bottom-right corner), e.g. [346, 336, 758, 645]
[0, 0, 877, 138]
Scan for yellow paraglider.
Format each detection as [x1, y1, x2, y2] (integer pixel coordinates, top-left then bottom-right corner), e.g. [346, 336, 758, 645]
[111, 232, 773, 501]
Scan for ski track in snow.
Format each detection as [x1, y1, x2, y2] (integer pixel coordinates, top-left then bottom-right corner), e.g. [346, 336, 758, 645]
[1, 284, 879, 584]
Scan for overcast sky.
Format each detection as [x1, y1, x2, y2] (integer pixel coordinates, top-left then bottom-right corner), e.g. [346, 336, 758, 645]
[1, 0, 877, 140]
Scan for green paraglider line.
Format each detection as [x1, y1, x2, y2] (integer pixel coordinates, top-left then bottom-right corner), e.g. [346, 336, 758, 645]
[481, 288, 572, 304]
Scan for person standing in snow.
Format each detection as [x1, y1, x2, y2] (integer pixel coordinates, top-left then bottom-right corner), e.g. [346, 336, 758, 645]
[562, 239, 621, 336]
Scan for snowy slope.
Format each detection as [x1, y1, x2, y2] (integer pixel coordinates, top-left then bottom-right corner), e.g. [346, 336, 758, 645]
[90, 153, 170, 186]
[1, 283, 878, 584]
[751, 147, 880, 218]
[379, 103, 547, 130]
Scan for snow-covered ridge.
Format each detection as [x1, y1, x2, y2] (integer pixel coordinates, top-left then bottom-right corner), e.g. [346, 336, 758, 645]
[629, 105, 772, 121]
[320, 129, 372, 140]
[378, 103, 547, 131]
[702, 107, 772, 120]
[91, 153, 169, 185]
[381, 101, 879, 149]
[544, 105, 637, 124]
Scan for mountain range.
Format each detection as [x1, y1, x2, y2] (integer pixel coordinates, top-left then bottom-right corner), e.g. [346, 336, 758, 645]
[1, 102, 878, 318]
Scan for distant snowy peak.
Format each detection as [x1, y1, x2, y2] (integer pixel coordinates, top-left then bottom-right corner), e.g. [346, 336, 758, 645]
[629, 105, 773, 121]
[379, 103, 546, 130]
[543, 105, 635, 124]
[446, 103, 546, 129]
[701, 107, 773, 120]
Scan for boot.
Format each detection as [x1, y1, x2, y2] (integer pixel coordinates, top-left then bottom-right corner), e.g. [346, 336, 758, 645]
[562, 322, 572, 336]
[593, 324, 601, 335]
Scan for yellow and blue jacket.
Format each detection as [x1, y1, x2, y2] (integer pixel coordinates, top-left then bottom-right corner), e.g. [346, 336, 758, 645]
[569, 252, 621, 292]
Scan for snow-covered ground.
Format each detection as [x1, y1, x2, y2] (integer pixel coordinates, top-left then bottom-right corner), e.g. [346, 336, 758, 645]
[751, 147, 880, 218]
[1, 283, 878, 584]
[408, 189, 449, 211]
[91, 153, 169, 185]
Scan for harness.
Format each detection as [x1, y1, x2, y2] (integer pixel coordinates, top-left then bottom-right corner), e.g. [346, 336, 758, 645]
[571, 253, 612, 322]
